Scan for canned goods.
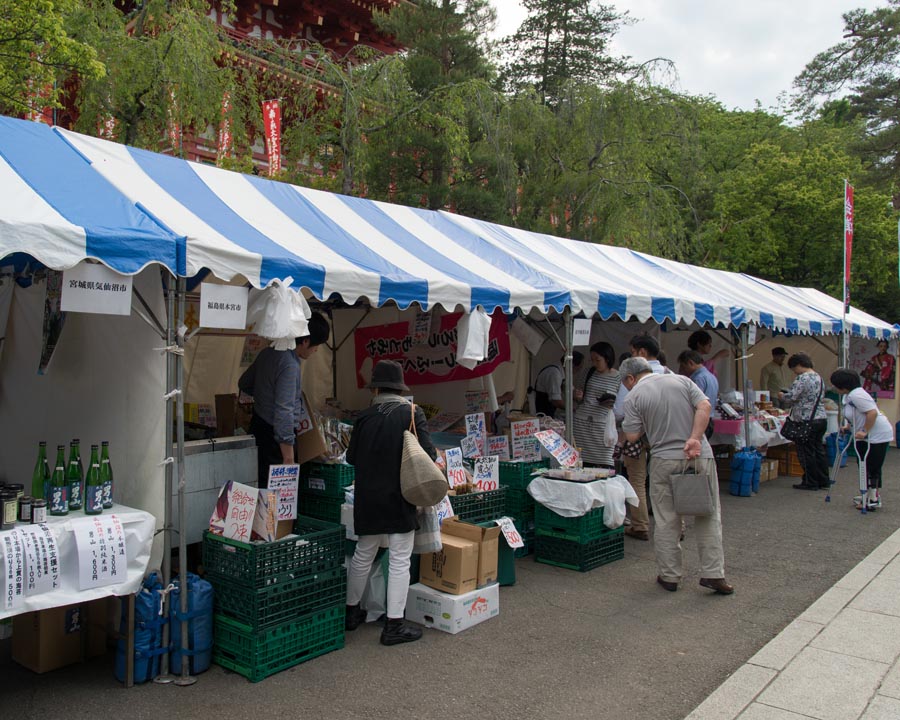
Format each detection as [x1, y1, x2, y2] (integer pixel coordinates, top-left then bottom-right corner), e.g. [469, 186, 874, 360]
[18, 495, 32, 523]
[0, 490, 17, 530]
[32, 499, 47, 524]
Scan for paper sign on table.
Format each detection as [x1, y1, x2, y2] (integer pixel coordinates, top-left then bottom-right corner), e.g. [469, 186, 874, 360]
[210, 481, 258, 543]
[445, 447, 467, 488]
[435, 496, 455, 525]
[268, 464, 300, 520]
[61, 263, 134, 316]
[460, 435, 481, 459]
[252, 490, 278, 542]
[464, 391, 490, 414]
[465, 413, 486, 437]
[511, 418, 541, 459]
[199, 283, 249, 330]
[486, 435, 510, 461]
[495, 516, 525, 549]
[1, 530, 25, 610]
[73, 515, 128, 590]
[473, 456, 499, 491]
[18, 524, 60, 596]
[573, 318, 592, 346]
[534, 429, 579, 467]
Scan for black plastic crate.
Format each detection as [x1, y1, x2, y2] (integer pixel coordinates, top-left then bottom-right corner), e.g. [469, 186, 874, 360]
[202, 516, 344, 588]
[535, 528, 624, 572]
[208, 565, 346, 630]
[449, 487, 507, 523]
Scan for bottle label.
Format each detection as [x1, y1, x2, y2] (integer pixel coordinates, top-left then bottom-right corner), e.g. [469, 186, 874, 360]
[51, 486, 68, 513]
[102, 480, 112, 507]
[69, 481, 82, 507]
[3, 500, 16, 525]
[33, 505, 47, 523]
[85, 486, 103, 514]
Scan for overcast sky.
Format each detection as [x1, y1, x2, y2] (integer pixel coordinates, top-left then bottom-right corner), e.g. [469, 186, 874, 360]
[493, 0, 884, 111]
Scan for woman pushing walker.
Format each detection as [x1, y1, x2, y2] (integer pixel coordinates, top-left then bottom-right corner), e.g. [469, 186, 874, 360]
[830, 368, 895, 512]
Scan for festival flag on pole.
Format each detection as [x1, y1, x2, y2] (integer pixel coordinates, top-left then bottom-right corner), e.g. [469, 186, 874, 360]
[843, 181, 854, 313]
[262, 99, 282, 176]
[217, 91, 233, 165]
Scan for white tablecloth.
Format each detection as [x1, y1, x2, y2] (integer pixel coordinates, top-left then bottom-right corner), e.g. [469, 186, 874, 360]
[0, 504, 156, 619]
[526, 475, 638, 528]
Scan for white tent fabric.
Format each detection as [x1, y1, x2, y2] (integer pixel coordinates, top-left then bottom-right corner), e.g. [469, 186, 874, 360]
[0, 115, 894, 338]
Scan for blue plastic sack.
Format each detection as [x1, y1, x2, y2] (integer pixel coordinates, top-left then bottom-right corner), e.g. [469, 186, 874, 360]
[115, 572, 166, 684]
[169, 572, 214, 675]
[730, 447, 761, 497]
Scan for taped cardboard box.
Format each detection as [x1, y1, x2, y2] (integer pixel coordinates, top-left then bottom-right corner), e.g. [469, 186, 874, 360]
[419, 533, 479, 595]
[12, 599, 108, 673]
[295, 392, 327, 465]
[441, 516, 501, 587]
[405, 582, 499, 635]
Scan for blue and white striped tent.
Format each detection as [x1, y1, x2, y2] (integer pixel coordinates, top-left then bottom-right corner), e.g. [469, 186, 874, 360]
[0, 116, 894, 339]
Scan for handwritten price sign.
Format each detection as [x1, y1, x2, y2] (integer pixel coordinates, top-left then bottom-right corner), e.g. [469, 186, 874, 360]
[495, 516, 524, 549]
[511, 418, 541, 459]
[224, 482, 258, 542]
[486, 435, 510, 461]
[534, 429, 579, 467]
[435, 496, 455, 525]
[460, 434, 481, 459]
[445, 447, 467, 488]
[473, 456, 499, 491]
[268, 464, 300, 521]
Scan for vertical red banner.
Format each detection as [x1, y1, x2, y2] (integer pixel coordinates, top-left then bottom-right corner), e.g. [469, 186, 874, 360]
[262, 99, 282, 176]
[844, 182, 854, 313]
[217, 91, 233, 165]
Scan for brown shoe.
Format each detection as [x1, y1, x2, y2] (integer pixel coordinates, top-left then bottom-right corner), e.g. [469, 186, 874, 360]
[625, 527, 649, 541]
[657, 576, 678, 592]
[699, 577, 734, 595]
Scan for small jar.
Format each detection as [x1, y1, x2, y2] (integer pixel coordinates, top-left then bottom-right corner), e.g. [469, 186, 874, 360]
[18, 495, 32, 523]
[32, 499, 48, 524]
[5, 483, 24, 501]
[0, 490, 17, 531]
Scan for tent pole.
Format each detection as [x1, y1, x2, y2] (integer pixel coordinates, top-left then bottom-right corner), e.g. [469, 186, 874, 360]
[564, 309, 574, 445]
[154, 274, 176, 685]
[741, 326, 751, 450]
[173, 276, 197, 687]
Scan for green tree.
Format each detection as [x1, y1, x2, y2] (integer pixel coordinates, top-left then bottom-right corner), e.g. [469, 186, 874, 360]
[0, 0, 104, 115]
[499, 0, 629, 107]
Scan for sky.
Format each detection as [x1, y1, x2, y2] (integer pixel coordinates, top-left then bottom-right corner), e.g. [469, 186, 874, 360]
[493, 0, 885, 111]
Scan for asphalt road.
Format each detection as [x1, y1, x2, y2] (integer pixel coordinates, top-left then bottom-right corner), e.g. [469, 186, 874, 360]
[2, 450, 898, 720]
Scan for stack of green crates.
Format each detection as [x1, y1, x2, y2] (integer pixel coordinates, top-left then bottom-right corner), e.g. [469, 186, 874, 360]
[449, 486, 507, 523]
[298, 462, 354, 524]
[499, 459, 548, 557]
[534, 504, 624, 572]
[203, 515, 346, 682]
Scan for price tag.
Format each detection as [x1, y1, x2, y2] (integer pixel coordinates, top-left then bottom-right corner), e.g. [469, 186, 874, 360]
[473, 456, 499, 491]
[460, 435, 481, 459]
[486, 435, 510, 461]
[445, 447, 467, 488]
[1, 530, 25, 610]
[435, 496, 454, 524]
[18, 525, 60, 596]
[511, 418, 541, 459]
[72, 515, 127, 590]
[495, 516, 524, 549]
[534, 429, 579, 467]
[268, 464, 300, 521]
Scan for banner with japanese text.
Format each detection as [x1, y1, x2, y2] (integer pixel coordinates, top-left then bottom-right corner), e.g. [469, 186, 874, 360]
[262, 99, 282, 176]
[354, 310, 510, 387]
[844, 181, 854, 313]
[217, 90, 233, 164]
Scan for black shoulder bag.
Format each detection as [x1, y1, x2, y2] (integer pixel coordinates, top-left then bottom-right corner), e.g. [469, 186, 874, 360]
[780, 377, 823, 443]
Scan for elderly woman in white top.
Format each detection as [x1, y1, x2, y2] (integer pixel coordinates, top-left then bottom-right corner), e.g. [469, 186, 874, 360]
[831, 368, 895, 510]
[778, 353, 829, 491]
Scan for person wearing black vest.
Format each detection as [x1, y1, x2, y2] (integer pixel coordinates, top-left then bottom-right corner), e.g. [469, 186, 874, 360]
[533, 351, 584, 417]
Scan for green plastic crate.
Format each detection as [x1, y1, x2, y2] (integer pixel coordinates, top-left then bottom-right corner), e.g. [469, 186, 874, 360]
[298, 492, 343, 524]
[208, 565, 346, 629]
[534, 504, 607, 543]
[505, 488, 535, 521]
[213, 604, 345, 683]
[499, 459, 549, 490]
[535, 528, 624, 572]
[301, 462, 354, 497]
[202, 516, 344, 588]
[449, 487, 507, 523]
[512, 517, 535, 558]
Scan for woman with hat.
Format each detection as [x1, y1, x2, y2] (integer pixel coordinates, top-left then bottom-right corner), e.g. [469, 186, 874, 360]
[345, 359, 436, 646]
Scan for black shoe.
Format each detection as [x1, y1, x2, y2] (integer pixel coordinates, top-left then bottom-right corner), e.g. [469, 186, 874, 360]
[792, 483, 818, 490]
[345, 604, 366, 631]
[656, 575, 678, 592]
[380, 619, 423, 646]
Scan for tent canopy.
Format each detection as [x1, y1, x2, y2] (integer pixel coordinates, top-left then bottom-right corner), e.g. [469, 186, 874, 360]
[0, 115, 894, 339]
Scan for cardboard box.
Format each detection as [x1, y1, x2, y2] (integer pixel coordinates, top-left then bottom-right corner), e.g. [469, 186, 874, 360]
[441, 517, 501, 587]
[12, 599, 108, 673]
[760, 458, 779, 482]
[405, 582, 499, 634]
[215, 393, 253, 438]
[419, 533, 479, 595]
[295, 392, 327, 465]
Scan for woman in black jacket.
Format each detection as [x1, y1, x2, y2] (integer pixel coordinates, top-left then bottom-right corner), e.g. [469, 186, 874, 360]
[345, 360, 436, 646]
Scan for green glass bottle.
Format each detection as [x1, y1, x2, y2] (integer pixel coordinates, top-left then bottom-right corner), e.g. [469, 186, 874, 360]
[100, 441, 114, 509]
[31, 441, 49, 501]
[84, 445, 103, 515]
[67, 439, 83, 510]
[50, 445, 69, 515]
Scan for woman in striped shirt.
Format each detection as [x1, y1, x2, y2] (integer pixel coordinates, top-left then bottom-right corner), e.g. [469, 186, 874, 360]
[573, 341, 621, 468]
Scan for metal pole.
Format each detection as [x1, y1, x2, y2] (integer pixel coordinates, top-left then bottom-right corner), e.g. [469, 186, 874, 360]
[174, 277, 197, 687]
[563, 309, 574, 445]
[741, 326, 751, 450]
[154, 274, 176, 685]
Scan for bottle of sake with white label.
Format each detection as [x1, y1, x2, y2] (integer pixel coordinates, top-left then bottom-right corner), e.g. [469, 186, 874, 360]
[100, 441, 113, 509]
[67, 439, 84, 510]
[50, 445, 69, 516]
[84, 445, 103, 515]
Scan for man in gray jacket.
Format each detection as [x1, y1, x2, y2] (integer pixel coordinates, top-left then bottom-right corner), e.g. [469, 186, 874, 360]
[621, 356, 733, 595]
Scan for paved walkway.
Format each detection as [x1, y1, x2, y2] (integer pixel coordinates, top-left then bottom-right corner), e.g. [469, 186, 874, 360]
[686, 525, 900, 720]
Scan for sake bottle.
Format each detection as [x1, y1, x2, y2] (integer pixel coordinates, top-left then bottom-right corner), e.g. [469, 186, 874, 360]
[50, 445, 69, 516]
[100, 441, 114, 509]
[84, 445, 103, 515]
[31, 441, 49, 501]
[67, 439, 83, 510]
